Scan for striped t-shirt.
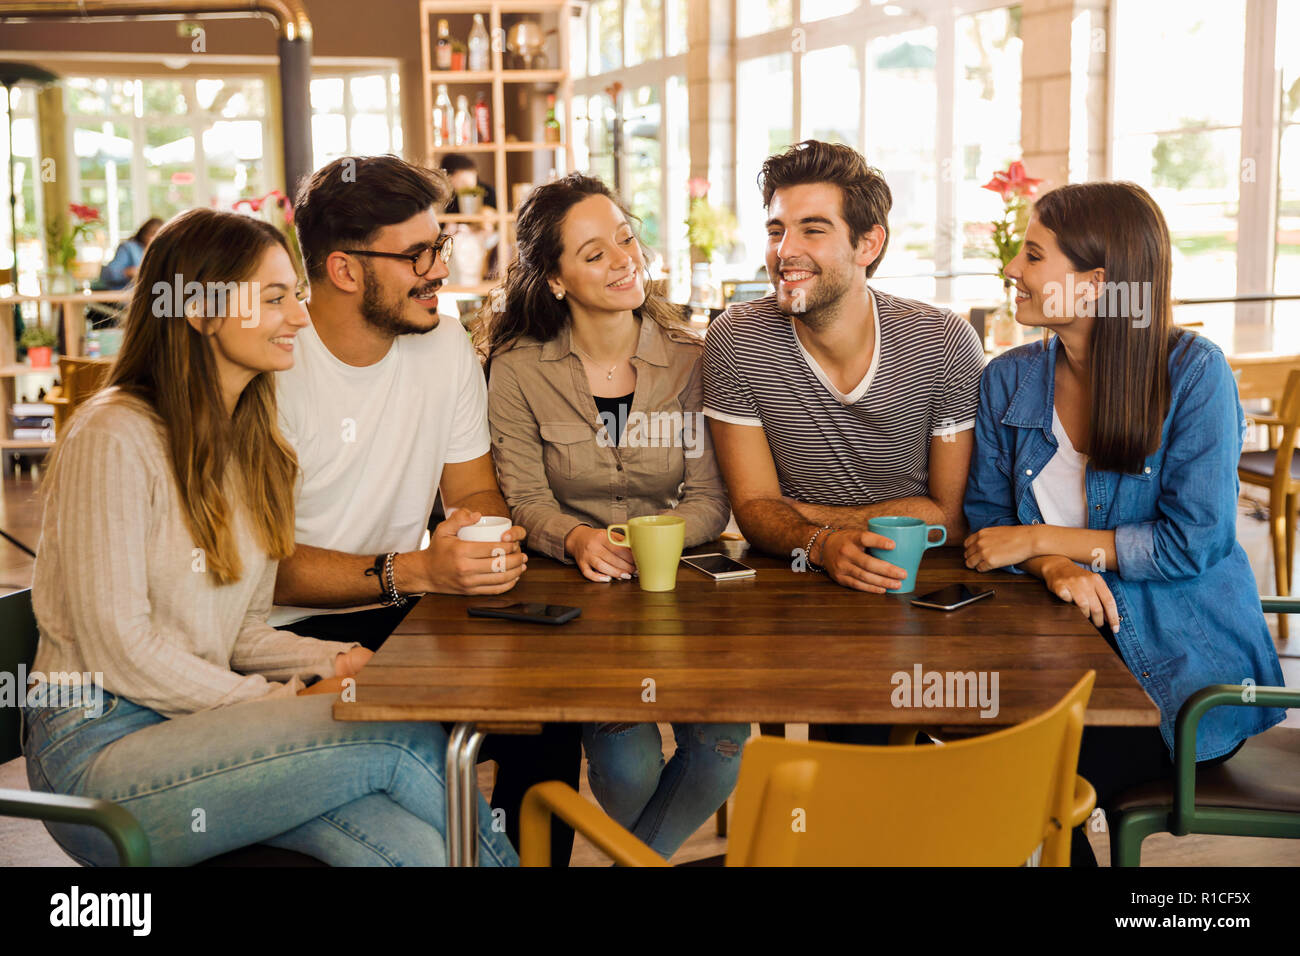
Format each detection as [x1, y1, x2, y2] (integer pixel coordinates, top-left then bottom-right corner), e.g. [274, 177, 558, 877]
[702, 287, 985, 507]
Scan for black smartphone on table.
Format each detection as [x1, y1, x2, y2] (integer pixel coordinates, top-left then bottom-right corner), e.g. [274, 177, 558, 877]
[910, 584, 995, 611]
[467, 603, 582, 625]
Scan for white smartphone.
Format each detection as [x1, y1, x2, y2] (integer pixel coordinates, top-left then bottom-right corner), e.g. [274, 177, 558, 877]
[911, 584, 995, 611]
[680, 553, 757, 580]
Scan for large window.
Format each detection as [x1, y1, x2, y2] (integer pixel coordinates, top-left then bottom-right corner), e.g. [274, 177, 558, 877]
[572, 0, 690, 300]
[310, 70, 403, 171]
[0, 85, 42, 288]
[1112, 0, 1245, 346]
[1275, 0, 1300, 346]
[1111, 0, 1298, 352]
[733, 1, 1023, 305]
[65, 75, 273, 254]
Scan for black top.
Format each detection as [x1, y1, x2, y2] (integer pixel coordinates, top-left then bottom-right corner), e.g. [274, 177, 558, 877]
[592, 392, 634, 443]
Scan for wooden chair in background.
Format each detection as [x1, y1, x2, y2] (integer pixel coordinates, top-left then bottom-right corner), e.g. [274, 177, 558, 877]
[1229, 353, 1300, 449]
[1235, 364, 1300, 638]
[47, 356, 112, 439]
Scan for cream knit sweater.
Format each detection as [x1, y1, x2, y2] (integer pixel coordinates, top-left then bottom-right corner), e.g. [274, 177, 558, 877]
[30, 392, 355, 718]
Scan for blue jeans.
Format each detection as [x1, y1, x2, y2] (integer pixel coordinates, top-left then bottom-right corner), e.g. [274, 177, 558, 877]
[20, 688, 518, 867]
[582, 721, 750, 858]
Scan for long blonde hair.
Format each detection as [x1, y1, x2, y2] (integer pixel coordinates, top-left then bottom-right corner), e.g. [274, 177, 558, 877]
[58, 208, 298, 584]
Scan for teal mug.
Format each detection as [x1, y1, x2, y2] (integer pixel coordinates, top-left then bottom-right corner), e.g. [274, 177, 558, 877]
[867, 516, 947, 594]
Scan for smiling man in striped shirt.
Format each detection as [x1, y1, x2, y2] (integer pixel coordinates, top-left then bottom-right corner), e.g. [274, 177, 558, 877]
[704, 140, 985, 593]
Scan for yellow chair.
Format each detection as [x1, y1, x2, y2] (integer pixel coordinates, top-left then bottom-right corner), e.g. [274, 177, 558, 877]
[47, 356, 112, 439]
[522, 671, 1097, 866]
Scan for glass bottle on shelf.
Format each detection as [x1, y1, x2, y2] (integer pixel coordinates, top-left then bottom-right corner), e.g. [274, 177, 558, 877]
[468, 14, 490, 72]
[435, 19, 452, 70]
[433, 84, 453, 147]
[474, 92, 492, 144]
[544, 94, 561, 144]
[454, 95, 473, 146]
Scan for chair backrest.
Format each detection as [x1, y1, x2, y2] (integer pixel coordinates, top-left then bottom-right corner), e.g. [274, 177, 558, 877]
[58, 356, 112, 409]
[0, 589, 39, 764]
[1266, 369, 1300, 482]
[725, 671, 1095, 866]
[1228, 353, 1300, 404]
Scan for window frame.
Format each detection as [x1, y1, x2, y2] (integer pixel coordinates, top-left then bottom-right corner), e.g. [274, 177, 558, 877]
[573, 0, 689, 291]
[732, 0, 1021, 302]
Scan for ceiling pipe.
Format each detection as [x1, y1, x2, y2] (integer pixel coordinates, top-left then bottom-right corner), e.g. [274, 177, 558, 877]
[0, 0, 314, 199]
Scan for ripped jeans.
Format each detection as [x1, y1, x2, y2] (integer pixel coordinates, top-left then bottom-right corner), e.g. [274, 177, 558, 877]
[581, 721, 750, 858]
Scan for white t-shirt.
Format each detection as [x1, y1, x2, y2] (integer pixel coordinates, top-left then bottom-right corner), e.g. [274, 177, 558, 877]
[1032, 406, 1087, 528]
[270, 315, 490, 626]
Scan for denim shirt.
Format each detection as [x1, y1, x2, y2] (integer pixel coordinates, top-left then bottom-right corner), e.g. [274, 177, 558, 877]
[965, 333, 1285, 760]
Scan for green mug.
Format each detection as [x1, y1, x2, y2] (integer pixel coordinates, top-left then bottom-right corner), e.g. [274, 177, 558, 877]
[867, 516, 947, 594]
[606, 515, 686, 592]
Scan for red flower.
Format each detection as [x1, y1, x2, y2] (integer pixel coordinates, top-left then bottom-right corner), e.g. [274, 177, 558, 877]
[688, 177, 710, 200]
[68, 202, 100, 222]
[981, 161, 1043, 201]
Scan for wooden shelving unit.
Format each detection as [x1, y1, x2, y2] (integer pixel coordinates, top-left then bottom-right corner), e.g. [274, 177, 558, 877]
[419, 0, 576, 296]
[0, 290, 116, 452]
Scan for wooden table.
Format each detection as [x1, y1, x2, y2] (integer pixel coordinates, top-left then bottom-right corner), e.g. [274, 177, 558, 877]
[334, 543, 1159, 865]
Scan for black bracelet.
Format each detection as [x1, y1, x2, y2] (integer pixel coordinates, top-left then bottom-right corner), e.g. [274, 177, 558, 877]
[364, 553, 388, 602]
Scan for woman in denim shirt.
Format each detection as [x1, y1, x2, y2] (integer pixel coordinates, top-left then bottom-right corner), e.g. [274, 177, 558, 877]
[962, 182, 1285, 864]
[482, 173, 746, 860]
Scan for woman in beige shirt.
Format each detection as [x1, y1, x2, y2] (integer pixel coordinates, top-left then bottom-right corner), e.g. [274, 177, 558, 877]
[482, 173, 746, 858]
[21, 208, 516, 867]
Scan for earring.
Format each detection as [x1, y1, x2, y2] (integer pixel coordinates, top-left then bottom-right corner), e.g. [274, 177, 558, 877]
[555, 290, 565, 300]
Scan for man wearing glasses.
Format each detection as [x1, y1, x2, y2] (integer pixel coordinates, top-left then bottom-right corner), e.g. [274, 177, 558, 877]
[272, 156, 582, 864]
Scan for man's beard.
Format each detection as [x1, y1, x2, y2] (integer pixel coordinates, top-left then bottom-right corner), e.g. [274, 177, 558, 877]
[359, 261, 440, 336]
[774, 263, 857, 332]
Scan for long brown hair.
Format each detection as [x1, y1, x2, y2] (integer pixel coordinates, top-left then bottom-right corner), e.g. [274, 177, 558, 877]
[1032, 181, 1188, 474]
[65, 208, 298, 584]
[477, 173, 692, 362]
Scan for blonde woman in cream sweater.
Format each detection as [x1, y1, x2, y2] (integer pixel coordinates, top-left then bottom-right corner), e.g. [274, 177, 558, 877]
[22, 209, 516, 867]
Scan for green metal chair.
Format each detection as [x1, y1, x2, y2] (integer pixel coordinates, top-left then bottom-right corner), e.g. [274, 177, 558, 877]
[0, 588, 151, 866]
[1109, 596, 1300, 866]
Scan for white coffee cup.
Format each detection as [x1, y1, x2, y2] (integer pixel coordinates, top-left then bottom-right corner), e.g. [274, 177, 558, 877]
[457, 515, 512, 542]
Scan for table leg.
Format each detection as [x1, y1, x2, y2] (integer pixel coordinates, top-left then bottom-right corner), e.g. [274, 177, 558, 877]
[445, 721, 487, 867]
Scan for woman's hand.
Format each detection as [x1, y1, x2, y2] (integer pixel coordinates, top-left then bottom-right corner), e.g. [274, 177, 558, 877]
[1039, 555, 1120, 630]
[565, 525, 637, 583]
[334, 646, 373, 678]
[298, 676, 348, 697]
[963, 525, 1040, 572]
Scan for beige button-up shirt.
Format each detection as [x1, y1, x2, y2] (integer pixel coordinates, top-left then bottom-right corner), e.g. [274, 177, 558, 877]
[487, 318, 731, 562]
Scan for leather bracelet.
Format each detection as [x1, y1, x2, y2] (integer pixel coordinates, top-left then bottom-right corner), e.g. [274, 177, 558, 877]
[365, 552, 407, 608]
[805, 525, 834, 573]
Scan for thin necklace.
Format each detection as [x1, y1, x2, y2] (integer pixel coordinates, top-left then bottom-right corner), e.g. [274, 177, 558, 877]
[572, 343, 622, 381]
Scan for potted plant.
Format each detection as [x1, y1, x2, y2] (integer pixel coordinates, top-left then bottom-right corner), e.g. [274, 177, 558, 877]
[44, 202, 103, 293]
[982, 161, 1043, 349]
[685, 178, 737, 310]
[457, 184, 486, 216]
[20, 324, 57, 369]
[233, 189, 306, 284]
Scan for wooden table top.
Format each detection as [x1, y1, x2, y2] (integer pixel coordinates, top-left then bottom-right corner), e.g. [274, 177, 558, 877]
[333, 543, 1160, 729]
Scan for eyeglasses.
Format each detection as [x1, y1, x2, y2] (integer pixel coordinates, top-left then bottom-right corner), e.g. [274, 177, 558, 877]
[341, 234, 454, 277]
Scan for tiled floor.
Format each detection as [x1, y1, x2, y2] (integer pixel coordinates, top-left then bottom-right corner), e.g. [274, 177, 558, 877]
[1, 467, 1296, 866]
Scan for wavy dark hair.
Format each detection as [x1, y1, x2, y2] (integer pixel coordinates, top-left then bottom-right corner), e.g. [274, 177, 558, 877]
[478, 173, 690, 361]
[1032, 181, 1190, 474]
